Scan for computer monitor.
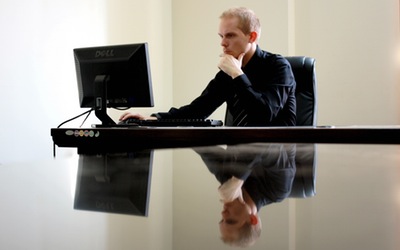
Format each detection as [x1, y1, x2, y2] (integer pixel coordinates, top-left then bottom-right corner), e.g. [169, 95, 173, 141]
[74, 43, 154, 126]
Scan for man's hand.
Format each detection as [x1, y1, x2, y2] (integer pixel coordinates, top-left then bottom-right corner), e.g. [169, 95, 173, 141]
[119, 112, 156, 121]
[218, 176, 244, 203]
[218, 53, 245, 79]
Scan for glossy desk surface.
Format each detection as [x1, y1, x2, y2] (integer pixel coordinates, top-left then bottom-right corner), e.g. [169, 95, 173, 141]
[2, 127, 400, 249]
[2, 143, 399, 250]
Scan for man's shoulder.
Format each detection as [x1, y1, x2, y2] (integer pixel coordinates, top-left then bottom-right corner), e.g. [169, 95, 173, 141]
[258, 49, 289, 65]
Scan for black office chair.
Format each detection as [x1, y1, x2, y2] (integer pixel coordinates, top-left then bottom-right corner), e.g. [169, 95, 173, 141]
[285, 56, 317, 126]
[285, 57, 317, 198]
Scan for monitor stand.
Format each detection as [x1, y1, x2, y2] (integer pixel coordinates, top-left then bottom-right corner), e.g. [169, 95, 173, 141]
[94, 75, 116, 127]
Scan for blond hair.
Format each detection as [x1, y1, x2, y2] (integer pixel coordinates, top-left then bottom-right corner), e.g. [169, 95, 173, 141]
[221, 215, 262, 247]
[220, 7, 261, 38]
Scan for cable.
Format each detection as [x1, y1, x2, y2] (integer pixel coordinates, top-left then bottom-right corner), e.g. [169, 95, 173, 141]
[79, 108, 93, 127]
[54, 108, 94, 158]
[57, 108, 94, 128]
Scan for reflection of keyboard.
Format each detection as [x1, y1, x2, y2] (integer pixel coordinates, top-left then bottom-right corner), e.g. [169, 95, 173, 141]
[118, 118, 223, 127]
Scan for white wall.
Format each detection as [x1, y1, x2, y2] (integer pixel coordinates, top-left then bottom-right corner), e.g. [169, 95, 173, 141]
[0, 0, 173, 164]
[0, 0, 104, 164]
[295, 0, 400, 125]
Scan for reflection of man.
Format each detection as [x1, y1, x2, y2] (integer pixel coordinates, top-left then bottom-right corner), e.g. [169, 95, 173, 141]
[194, 144, 296, 247]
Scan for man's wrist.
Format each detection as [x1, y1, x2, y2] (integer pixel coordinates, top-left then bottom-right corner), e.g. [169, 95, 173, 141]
[231, 70, 244, 79]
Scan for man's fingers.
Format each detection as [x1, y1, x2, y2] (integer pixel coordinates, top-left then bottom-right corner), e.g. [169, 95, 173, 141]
[238, 53, 245, 62]
[119, 112, 142, 121]
[119, 112, 129, 121]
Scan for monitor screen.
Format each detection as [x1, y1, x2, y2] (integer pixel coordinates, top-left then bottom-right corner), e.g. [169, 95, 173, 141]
[74, 43, 154, 126]
[74, 150, 154, 217]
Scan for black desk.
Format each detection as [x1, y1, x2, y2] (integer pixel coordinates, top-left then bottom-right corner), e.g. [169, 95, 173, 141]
[51, 126, 400, 152]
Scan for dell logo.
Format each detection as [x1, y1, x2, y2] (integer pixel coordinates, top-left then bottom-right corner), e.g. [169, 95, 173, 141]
[95, 49, 115, 58]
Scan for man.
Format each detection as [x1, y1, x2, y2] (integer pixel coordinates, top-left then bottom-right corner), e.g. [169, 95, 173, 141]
[120, 7, 296, 126]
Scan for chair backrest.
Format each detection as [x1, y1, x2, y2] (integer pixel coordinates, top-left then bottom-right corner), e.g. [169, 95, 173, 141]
[289, 144, 317, 198]
[285, 56, 317, 126]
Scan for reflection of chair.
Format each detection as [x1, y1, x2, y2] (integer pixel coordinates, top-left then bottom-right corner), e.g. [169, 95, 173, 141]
[285, 57, 317, 126]
[289, 144, 317, 198]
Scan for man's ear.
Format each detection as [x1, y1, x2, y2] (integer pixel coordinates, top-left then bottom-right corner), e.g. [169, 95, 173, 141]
[249, 31, 258, 43]
[249, 214, 258, 225]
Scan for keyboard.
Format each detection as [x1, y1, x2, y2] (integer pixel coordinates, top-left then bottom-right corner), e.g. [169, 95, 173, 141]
[118, 118, 223, 127]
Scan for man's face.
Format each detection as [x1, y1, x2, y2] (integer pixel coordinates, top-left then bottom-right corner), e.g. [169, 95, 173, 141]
[219, 199, 251, 239]
[218, 17, 252, 59]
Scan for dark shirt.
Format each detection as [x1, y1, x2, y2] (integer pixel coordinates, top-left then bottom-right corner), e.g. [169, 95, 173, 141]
[153, 46, 296, 126]
[194, 143, 296, 211]
[243, 144, 296, 211]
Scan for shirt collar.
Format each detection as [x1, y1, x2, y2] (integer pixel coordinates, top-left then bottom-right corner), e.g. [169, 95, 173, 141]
[243, 45, 262, 70]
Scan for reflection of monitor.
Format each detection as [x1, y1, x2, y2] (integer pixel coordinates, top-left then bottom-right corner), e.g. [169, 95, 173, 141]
[74, 150, 153, 216]
[74, 43, 154, 126]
